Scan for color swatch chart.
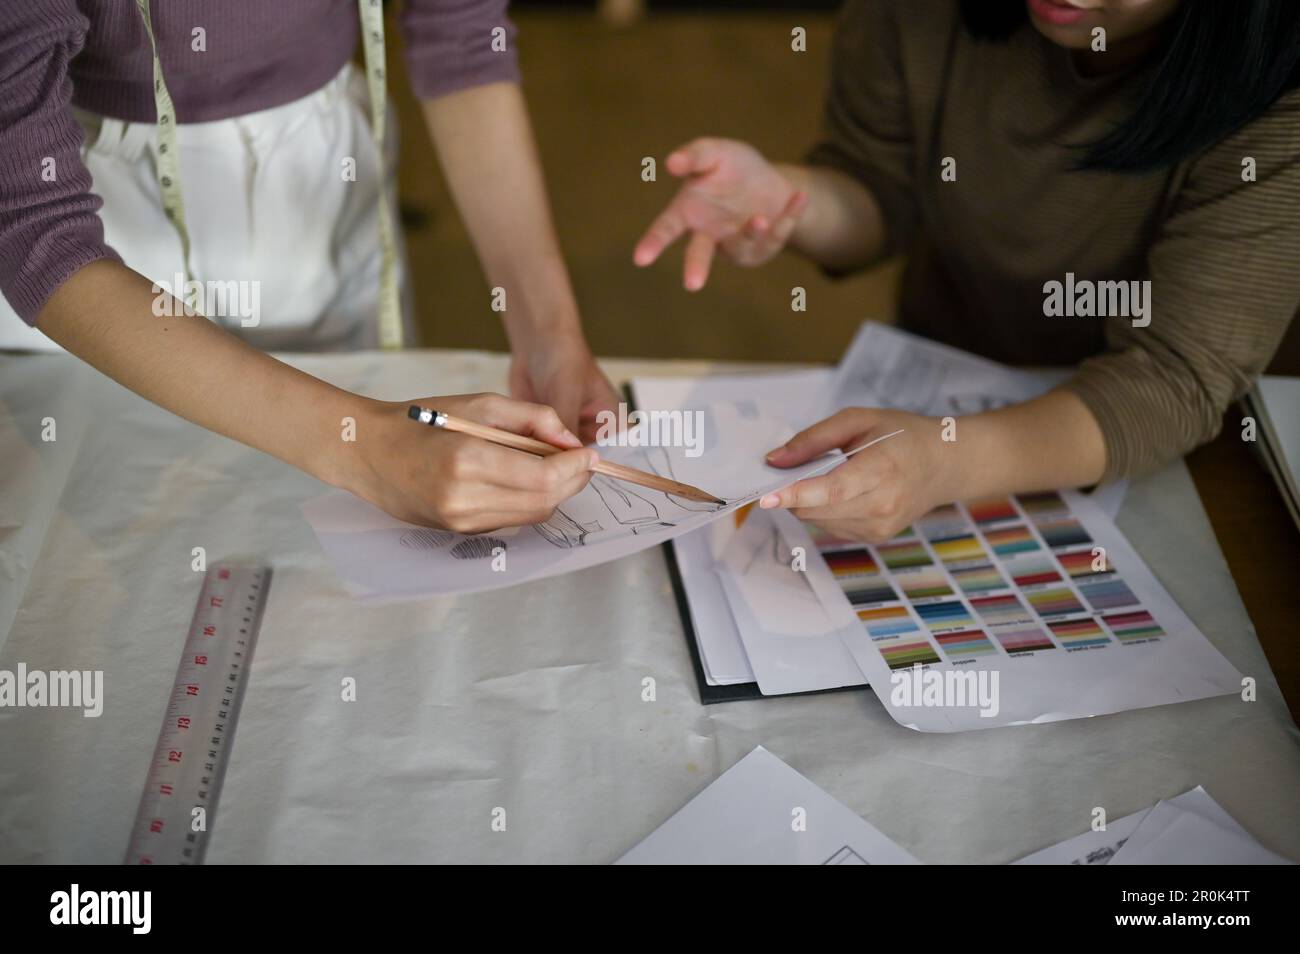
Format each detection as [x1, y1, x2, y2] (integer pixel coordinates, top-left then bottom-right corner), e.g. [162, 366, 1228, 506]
[815, 491, 1169, 672]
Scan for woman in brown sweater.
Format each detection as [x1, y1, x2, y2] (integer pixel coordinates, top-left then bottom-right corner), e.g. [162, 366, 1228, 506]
[636, 0, 1300, 543]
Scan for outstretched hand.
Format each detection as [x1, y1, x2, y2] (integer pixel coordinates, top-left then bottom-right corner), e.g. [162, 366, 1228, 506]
[633, 137, 807, 291]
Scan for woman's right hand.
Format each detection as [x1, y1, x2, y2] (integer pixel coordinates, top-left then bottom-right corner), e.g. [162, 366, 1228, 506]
[633, 138, 808, 291]
[340, 392, 597, 533]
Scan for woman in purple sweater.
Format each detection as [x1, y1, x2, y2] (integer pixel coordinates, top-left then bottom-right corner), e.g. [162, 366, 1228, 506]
[0, 1, 614, 531]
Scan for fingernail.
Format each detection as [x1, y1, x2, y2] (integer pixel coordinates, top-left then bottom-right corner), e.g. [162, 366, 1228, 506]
[765, 446, 786, 462]
[759, 494, 779, 509]
[585, 450, 600, 470]
[559, 428, 581, 447]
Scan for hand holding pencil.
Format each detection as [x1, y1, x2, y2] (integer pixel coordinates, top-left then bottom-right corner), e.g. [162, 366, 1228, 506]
[409, 404, 726, 506]
[339, 393, 600, 534]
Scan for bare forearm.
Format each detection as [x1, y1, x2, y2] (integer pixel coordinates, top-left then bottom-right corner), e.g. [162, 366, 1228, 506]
[954, 389, 1109, 500]
[779, 163, 890, 271]
[37, 260, 363, 487]
[421, 82, 580, 344]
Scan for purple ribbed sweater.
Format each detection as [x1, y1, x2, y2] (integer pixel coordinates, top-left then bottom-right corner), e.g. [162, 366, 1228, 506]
[0, 0, 519, 326]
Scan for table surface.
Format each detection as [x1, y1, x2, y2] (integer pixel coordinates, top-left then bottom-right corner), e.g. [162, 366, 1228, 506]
[1186, 422, 1300, 725]
[1, 349, 1297, 864]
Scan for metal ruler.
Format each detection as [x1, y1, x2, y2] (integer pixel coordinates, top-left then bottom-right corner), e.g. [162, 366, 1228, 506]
[124, 565, 273, 864]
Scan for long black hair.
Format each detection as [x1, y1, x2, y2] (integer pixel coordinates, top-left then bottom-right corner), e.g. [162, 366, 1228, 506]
[959, 0, 1300, 171]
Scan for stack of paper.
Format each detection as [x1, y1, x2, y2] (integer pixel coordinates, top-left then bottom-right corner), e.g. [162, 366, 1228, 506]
[303, 321, 1243, 733]
[1014, 786, 1292, 865]
[1243, 377, 1300, 531]
[632, 324, 1243, 730]
[630, 368, 842, 691]
[618, 751, 1292, 864]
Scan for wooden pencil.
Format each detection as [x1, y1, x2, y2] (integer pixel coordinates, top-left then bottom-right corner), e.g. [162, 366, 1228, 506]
[407, 406, 726, 505]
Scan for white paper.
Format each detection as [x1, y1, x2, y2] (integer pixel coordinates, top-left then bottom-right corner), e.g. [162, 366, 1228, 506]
[629, 367, 833, 427]
[670, 527, 756, 685]
[824, 321, 1070, 418]
[830, 487, 1244, 731]
[1109, 787, 1293, 865]
[714, 508, 866, 695]
[1013, 786, 1295, 865]
[616, 746, 920, 864]
[630, 370, 834, 687]
[826, 322, 1129, 512]
[1258, 377, 1300, 490]
[632, 327, 1135, 697]
[1012, 807, 1149, 865]
[1252, 376, 1300, 528]
[4, 350, 1299, 865]
[304, 398, 853, 599]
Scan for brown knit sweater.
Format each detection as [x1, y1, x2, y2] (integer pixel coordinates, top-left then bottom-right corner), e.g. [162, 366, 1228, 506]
[807, 0, 1300, 482]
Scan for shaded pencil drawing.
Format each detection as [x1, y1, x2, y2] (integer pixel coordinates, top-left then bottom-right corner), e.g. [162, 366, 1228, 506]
[450, 536, 505, 560]
[400, 526, 505, 560]
[399, 528, 456, 550]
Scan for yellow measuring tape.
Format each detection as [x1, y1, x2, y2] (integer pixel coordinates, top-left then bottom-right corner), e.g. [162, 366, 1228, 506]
[357, 0, 404, 350]
[133, 0, 403, 349]
[133, 0, 195, 312]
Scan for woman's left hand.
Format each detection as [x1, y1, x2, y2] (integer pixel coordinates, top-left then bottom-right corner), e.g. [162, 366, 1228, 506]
[508, 328, 620, 444]
[760, 407, 962, 544]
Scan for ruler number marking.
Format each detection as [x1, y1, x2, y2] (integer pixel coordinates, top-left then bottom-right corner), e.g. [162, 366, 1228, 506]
[123, 564, 271, 865]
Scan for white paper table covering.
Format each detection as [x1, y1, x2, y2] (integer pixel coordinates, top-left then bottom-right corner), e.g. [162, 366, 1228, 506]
[0, 349, 1296, 864]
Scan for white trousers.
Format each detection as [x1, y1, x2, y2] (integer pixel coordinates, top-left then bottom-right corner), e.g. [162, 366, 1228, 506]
[0, 64, 411, 352]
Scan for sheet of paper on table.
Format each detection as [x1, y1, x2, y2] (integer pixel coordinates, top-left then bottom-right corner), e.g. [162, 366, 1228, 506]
[1014, 786, 1293, 865]
[821, 321, 1126, 525]
[303, 398, 858, 599]
[827, 483, 1244, 730]
[616, 746, 920, 864]
[4, 342, 1297, 864]
[636, 323, 1243, 731]
[714, 506, 866, 695]
[631, 323, 1128, 696]
[631, 369, 836, 688]
[1244, 376, 1300, 531]
[1010, 805, 1148, 865]
[1109, 786, 1293, 865]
